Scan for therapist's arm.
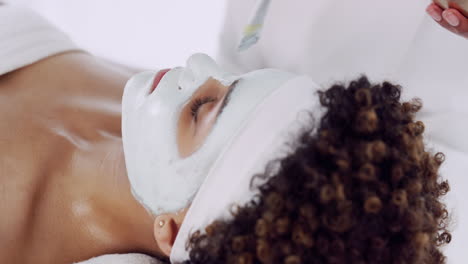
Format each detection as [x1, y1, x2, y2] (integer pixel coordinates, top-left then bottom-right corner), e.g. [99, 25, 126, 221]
[427, 3, 468, 39]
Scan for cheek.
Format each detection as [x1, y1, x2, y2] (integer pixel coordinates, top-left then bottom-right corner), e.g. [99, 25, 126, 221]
[125, 107, 164, 147]
[177, 113, 198, 157]
[124, 117, 150, 156]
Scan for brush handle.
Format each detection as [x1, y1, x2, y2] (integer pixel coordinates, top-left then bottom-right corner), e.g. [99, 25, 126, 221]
[249, 0, 272, 27]
[237, 0, 272, 52]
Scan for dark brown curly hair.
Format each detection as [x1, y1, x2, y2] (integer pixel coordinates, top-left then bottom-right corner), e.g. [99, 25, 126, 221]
[183, 76, 451, 264]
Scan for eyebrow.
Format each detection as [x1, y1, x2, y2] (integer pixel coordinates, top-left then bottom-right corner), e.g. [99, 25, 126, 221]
[216, 79, 240, 119]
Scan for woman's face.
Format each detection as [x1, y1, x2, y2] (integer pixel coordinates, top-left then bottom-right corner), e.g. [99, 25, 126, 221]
[122, 54, 295, 215]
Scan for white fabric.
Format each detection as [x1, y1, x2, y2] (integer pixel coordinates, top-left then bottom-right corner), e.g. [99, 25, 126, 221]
[74, 254, 162, 264]
[217, 1, 468, 263]
[171, 76, 321, 263]
[0, 4, 80, 75]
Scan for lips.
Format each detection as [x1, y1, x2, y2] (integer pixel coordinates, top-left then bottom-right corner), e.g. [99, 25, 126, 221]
[150, 68, 171, 93]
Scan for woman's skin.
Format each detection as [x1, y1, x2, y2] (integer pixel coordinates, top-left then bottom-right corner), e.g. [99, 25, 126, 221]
[0, 51, 186, 264]
[0, 48, 273, 264]
[0, 50, 235, 264]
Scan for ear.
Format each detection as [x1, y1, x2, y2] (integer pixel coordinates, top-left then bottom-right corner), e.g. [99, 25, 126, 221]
[153, 215, 177, 256]
[153, 208, 188, 257]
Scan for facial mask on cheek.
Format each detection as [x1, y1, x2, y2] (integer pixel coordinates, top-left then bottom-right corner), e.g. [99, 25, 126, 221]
[122, 54, 295, 215]
[122, 54, 237, 215]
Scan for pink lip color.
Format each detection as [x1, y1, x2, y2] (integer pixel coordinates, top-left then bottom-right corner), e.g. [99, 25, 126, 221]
[150, 68, 171, 93]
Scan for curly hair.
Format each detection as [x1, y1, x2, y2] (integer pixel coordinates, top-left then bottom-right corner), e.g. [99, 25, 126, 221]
[183, 76, 451, 264]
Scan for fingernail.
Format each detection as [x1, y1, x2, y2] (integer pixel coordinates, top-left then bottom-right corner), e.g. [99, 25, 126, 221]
[443, 11, 460, 27]
[427, 9, 442, 22]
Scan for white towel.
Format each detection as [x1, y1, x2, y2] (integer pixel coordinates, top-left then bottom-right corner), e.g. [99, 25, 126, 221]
[0, 4, 80, 75]
[75, 254, 162, 264]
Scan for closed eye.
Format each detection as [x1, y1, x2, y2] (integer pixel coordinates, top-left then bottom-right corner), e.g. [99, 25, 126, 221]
[190, 96, 217, 122]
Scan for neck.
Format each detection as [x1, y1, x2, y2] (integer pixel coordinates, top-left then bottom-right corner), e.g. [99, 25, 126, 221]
[35, 136, 162, 264]
[50, 53, 163, 262]
[64, 140, 161, 262]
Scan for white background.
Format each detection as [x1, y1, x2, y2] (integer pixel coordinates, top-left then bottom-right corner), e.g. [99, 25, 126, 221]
[12, 0, 227, 70]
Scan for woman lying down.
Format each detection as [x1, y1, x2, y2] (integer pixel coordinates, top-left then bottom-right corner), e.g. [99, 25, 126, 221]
[0, 45, 451, 263]
[119, 54, 451, 264]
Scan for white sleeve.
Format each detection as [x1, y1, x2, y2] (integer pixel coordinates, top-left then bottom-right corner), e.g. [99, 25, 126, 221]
[217, 0, 266, 74]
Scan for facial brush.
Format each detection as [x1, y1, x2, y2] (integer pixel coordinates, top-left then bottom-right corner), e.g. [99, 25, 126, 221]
[238, 0, 272, 52]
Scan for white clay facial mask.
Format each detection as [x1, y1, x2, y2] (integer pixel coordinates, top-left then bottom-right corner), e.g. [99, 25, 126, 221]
[122, 53, 295, 215]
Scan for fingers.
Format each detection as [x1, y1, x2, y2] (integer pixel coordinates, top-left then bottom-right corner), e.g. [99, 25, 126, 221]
[442, 9, 468, 32]
[427, 3, 444, 22]
[426, 3, 468, 38]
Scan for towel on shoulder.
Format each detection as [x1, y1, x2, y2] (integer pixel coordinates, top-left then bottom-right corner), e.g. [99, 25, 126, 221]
[75, 253, 162, 264]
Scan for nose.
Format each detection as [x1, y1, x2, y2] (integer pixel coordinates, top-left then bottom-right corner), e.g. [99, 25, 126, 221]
[186, 53, 225, 81]
[178, 66, 196, 92]
[179, 53, 236, 91]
